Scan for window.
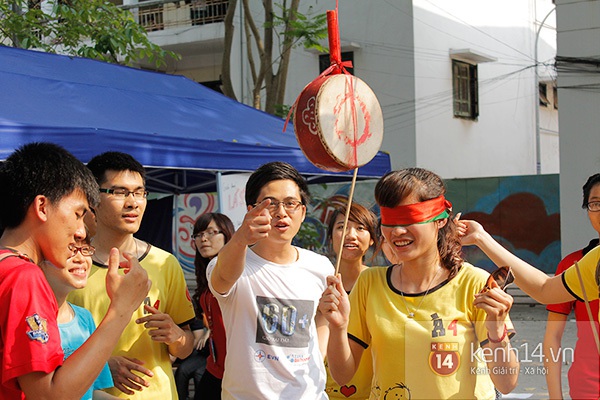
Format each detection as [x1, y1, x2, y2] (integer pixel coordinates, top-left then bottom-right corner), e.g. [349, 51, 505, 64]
[452, 60, 478, 120]
[539, 83, 549, 107]
[319, 51, 354, 75]
[553, 86, 558, 109]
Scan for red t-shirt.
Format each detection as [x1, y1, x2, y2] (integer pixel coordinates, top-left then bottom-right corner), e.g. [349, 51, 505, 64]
[547, 241, 600, 400]
[200, 289, 226, 379]
[0, 250, 63, 399]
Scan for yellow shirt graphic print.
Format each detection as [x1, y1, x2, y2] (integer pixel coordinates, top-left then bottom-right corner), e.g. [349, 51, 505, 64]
[348, 264, 508, 400]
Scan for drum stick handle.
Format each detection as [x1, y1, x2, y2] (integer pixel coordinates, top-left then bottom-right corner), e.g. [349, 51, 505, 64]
[574, 260, 600, 355]
[327, 10, 341, 66]
[334, 168, 359, 276]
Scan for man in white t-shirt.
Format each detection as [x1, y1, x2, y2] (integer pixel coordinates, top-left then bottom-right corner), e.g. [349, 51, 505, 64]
[208, 161, 333, 399]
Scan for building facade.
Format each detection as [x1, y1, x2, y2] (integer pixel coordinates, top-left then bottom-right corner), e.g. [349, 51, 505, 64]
[125, 0, 558, 179]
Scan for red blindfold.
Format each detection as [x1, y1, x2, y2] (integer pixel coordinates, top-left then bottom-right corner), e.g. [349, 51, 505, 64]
[380, 196, 452, 226]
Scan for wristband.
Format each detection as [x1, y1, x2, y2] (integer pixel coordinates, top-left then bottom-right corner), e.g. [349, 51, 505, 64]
[487, 324, 508, 343]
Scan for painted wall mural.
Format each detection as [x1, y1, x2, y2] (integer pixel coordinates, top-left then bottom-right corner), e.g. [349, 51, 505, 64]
[171, 174, 561, 286]
[446, 174, 560, 273]
[173, 193, 218, 277]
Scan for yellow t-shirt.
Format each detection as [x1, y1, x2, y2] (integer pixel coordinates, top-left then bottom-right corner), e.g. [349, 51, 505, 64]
[563, 245, 600, 322]
[68, 245, 195, 399]
[325, 347, 373, 400]
[325, 270, 375, 400]
[347, 264, 514, 400]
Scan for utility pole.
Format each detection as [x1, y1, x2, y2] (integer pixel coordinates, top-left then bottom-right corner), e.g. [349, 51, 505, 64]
[534, 6, 556, 175]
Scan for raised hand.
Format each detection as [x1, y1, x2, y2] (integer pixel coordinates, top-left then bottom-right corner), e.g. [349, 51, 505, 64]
[211, 199, 275, 294]
[474, 279, 514, 339]
[236, 198, 272, 246]
[455, 219, 486, 247]
[106, 248, 151, 316]
[318, 274, 350, 330]
[453, 212, 468, 237]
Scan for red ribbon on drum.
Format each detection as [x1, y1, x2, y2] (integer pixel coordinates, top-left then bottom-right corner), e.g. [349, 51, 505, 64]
[286, 2, 384, 274]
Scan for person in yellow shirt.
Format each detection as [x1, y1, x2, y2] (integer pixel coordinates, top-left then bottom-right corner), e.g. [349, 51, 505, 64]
[321, 168, 519, 399]
[69, 151, 195, 399]
[324, 202, 378, 399]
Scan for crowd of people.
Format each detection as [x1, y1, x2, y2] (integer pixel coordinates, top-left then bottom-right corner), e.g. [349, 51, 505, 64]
[0, 142, 598, 399]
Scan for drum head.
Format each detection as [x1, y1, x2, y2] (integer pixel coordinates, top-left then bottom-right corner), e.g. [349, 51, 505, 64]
[315, 74, 383, 169]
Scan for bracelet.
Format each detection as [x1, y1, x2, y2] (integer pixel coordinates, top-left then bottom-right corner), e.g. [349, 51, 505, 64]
[487, 324, 508, 343]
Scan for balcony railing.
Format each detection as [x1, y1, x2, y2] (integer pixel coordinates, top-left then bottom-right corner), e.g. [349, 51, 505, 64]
[137, 0, 229, 32]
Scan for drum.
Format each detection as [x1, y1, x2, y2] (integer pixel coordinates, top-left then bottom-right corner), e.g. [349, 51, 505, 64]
[293, 73, 384, 172]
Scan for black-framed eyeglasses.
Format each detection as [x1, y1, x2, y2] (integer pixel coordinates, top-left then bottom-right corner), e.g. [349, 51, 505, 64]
[192, 230, 223, 239]
[481, 266, 514, 293]
[99, 188, 148, 199]
[585, 201, 600, 212]
[68, 243, 96, 257]
[253, 198, 303, 214]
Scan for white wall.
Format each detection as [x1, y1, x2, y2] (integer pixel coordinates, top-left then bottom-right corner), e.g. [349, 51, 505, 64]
[412, 0, 557, 179]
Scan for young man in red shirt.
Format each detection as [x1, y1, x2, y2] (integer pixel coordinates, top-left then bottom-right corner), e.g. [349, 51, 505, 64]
[0, 142, 150, 399]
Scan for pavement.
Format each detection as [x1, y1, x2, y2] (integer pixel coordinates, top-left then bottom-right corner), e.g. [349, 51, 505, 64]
[502, 303, 577, 399]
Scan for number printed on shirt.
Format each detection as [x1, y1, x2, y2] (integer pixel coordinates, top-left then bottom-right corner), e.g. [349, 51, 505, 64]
[255, 296, 313, 348]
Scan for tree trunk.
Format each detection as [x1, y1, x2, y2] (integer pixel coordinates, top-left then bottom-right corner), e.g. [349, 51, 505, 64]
[242, 0, 264, 109]
[278, 0, 300, 106]
[261, 0, 275, 113]
[221, 0, 238, 101]
[10, 0, 23, 48]
[220, 0, 323, 114]
[265, 0, 299, 114]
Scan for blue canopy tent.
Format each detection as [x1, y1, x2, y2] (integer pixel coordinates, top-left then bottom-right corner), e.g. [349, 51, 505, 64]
[0, 46, 391, 193]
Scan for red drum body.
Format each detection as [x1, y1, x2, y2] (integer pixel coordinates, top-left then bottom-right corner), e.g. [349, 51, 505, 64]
[293, 74, 384, 172]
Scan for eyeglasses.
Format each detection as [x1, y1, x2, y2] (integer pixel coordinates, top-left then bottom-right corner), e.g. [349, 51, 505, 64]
[192, 230, 222, 239]
[481, 266, 514, 293]
[99, 188, 148, 199]
[68, 243, 96, 257]
[253, 198, 303, 214]
[585, 201, 600, 212]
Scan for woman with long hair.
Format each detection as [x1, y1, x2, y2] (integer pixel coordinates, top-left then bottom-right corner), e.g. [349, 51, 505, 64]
[324, 202, 378, 399]
[320, 168, 519, 399]
[192, 212, 234, 400]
